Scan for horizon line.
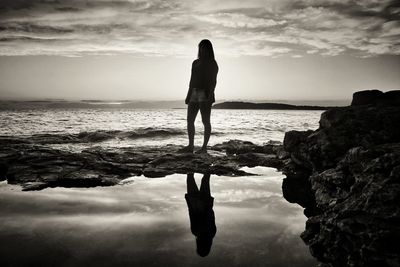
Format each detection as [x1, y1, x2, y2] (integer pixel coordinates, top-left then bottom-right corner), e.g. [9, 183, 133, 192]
[0, 98, 352, 102]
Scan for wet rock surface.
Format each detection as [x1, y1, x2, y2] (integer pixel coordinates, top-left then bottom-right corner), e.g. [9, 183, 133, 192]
[282, 90, 400, 266]
[0, 138, 283, 191]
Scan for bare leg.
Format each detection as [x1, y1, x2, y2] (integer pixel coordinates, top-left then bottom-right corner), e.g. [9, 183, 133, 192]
[200, 173, 211, 197]
[198, 102, 212, 152]
[187, 173, 199, 194]
[187, 103, 200, 150]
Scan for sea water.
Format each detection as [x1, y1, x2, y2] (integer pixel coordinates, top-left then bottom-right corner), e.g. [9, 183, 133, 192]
[0, 108, 322, 149]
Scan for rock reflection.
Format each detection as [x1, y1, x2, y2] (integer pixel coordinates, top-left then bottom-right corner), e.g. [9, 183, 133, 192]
[282, 176, 320, 217]
[185, 173, 217, 257]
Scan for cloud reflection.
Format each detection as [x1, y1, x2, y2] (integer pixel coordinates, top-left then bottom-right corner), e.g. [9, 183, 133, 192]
[0, 169, 315, 266]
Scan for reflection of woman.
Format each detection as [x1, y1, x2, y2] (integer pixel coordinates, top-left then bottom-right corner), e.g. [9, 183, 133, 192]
[185, 173, 217, 257]
[180, 39, 219, 154]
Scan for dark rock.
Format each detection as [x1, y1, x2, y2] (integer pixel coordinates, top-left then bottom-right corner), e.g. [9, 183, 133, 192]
[143, 167, 175, 178]
[282, 90, 400, 266]
[384, 90, 400, 105]
[283, 130, 312, 152]
[351, 89, 384, 106]
[351, 89, 400, 106]
[282, 177, 321, 217]
[0, 136, 283, 190]
[211, 139, 281, 155]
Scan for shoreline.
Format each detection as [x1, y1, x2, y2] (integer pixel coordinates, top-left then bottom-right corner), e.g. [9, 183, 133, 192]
[0, 138, 285, 191]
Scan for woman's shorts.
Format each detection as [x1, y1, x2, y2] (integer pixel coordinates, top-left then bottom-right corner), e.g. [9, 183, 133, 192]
[189, 88, 208, 103]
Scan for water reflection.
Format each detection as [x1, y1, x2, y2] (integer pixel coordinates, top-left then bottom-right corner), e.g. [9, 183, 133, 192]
[0, 168, 317, 266]
[185, 173, 216, 257]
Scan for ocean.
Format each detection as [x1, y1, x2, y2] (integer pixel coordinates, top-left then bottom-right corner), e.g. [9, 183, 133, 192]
[0, 108, 322, 150]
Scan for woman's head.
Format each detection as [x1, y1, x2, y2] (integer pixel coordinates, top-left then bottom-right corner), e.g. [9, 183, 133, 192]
[196, 236, 213, 257]
[198, 39, 215, 61]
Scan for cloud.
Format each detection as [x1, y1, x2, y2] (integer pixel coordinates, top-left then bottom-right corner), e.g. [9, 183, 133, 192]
[194, 12, 286, 28]
[0, 0, 398, 57]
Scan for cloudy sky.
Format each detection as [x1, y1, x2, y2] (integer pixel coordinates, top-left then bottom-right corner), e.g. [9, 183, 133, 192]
[0, 0, 399, 101]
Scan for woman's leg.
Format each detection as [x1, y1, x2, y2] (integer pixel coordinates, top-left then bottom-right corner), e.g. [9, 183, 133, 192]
[187, 173, 199, 194]
[200, 173, 211, 197]
[199, 102, 212, 151]
[187, 103, 200, 149]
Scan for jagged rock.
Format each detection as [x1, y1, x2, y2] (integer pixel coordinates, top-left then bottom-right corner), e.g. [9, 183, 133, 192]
[351, 89, 384, 106]
[211, 139, 280, 155]
[0, 137, 282, 191]
[351, 89, 400, 106]
[282, 91, 400, 267]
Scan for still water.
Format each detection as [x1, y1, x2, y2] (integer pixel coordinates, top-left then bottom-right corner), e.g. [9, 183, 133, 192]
[0, 167, 316, 267]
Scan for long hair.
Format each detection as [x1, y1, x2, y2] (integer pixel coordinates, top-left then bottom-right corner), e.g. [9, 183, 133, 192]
[197, 39, 215, 61]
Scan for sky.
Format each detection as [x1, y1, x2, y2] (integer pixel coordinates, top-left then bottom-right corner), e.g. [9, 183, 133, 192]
[0, 0, 399, 101]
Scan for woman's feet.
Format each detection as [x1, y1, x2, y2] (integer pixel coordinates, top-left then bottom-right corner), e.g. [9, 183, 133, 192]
[195, 147, 207, 154]
[178, 145, 194, 153]
[178, 146, 208, 154]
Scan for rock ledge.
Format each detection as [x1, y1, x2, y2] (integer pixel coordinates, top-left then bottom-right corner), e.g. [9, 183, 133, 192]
[282, 89, 400, 266]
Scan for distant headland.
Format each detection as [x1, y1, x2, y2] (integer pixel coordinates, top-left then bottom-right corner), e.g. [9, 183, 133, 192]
[0, 100, 345, 110]
[213, 101, 338, 110]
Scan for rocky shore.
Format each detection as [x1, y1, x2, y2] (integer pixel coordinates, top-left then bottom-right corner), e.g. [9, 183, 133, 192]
[1, 89, 399, 266]
[0, 137, 283, 191]
[282, 90, 400, 266]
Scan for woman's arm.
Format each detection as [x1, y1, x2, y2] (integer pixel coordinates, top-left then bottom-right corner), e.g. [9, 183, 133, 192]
[207, 63, 218, 103]
[185, 88, 193, 104]
[185, 60, 197, 104]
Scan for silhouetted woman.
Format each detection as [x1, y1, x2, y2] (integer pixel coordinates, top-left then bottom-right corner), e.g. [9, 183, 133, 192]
[180, 39, 219, 154]
[185, 173, 217, 257]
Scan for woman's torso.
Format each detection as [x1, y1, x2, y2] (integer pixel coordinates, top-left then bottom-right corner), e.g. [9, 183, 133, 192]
[190, 59, 218, 90]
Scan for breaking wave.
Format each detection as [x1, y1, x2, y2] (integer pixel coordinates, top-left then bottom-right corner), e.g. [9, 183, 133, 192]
[13, 128, 187, 144]
[77, 128, 186, 142]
